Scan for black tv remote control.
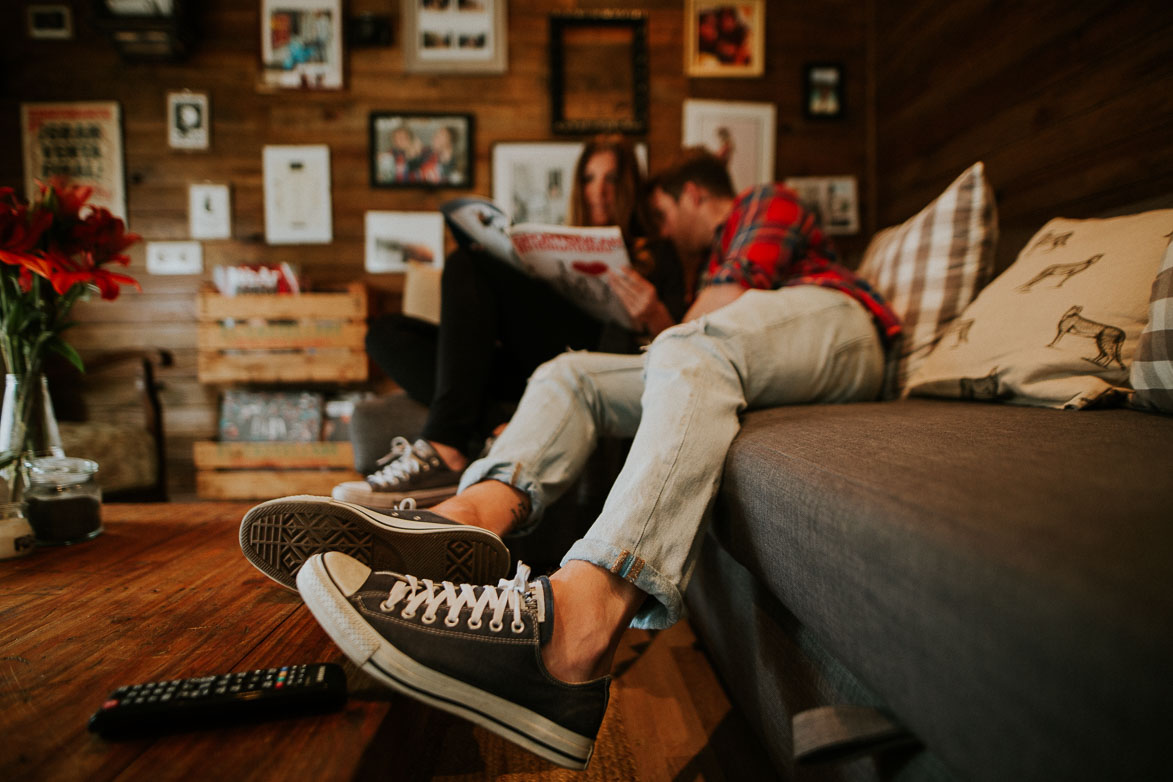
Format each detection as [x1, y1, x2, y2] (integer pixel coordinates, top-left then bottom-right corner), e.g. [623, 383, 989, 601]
[88, 663, 348, 739]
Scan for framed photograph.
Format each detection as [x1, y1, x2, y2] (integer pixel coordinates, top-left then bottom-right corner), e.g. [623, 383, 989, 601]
[263, 145, 332, 245]
[403, 0, 507, 74]
[491, 142, 648, 225]
[682, 99, 776, 193]
[27, 4, 73, 39]
[167, 91, 209, 150]
[20, 101, 126, 220]
[369, 112, 473, 188]
[261, 0, 343, 90]
[805, 62, 844, 119]
[685, 1, 764, 78]
[189, 183, 232, 239]
[364, 211, 445, 274]
[784, 176, 860, 235]
[550, 11, 649, 135]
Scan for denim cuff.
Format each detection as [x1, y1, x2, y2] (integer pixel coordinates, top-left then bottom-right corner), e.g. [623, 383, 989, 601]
[457, 457, 547, 536]
[561, 538, 683, 630]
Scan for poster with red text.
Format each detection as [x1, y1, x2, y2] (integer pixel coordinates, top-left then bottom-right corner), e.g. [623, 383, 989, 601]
[21, 101, 126, 220]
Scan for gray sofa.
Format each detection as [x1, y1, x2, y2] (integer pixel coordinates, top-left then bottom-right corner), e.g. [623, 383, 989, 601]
[686, 398, 1173, 780]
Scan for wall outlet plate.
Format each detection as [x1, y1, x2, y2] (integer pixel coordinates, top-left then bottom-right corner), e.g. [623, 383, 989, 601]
[146, 240, 203, 275]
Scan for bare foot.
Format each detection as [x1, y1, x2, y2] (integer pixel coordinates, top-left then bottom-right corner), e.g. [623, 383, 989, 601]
[431, 480, 530, 537]
[428, 440, 467, 473]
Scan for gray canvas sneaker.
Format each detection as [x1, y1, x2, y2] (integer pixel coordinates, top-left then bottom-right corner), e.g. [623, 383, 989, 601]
[296, 552, 609, 770]
[333, 437, 459, 509]
[239, 496, 510, 591]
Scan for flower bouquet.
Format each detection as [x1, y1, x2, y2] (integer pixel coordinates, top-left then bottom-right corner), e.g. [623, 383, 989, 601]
[0, 180, 140, 510]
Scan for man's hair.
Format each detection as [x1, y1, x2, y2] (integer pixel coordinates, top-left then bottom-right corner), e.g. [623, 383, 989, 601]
[647, 147, 735, 200]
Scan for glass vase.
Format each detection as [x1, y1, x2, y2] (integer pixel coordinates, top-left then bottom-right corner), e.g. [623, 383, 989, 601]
[0, 373, 65, 505]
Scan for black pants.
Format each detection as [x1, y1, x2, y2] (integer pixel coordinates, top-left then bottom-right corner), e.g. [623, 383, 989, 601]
[365, 248, 604, 457]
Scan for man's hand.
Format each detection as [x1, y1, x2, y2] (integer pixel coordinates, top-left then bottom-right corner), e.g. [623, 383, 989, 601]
[683, 283, 746, 321]
[606, 266, 675, 338]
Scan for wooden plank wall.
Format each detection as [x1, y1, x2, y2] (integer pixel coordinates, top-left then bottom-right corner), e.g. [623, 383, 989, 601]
[872, 0, 1173, 272]
[0, 1, 867, 498]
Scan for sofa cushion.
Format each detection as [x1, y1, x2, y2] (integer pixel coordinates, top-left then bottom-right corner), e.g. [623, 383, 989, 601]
[1130, 239, 1173, 413]
[908, 209, 1173, 408]
[856, 162, 998, 395]
[715, 399, 1173, 781]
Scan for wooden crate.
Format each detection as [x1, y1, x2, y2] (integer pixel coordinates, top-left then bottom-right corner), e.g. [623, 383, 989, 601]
[196, 283, 368, 384]
[193, 440, 362, 500]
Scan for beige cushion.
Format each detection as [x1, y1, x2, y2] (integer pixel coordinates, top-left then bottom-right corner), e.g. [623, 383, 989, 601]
[907, 209, 1173, 409]
[1130, 241, 1173, 413]
[857, 162, 998, 395]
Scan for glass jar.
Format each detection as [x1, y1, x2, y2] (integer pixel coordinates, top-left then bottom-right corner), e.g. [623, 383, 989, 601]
[24, 457, 102, 546]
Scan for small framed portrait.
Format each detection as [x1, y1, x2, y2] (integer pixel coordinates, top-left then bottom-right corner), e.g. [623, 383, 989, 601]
[403, 0, 508, 74]
[261, 0, 344, 90]
[682, 99, 776, 193]
[364, 211, 445, 273]
[685, 1, 765, 78]
[784, 176, 860, 235]
[804, 62, 844, 119]
[27, 4, 73, 40]
[369, 112, 474, 188]
[167, 91, 209, 150]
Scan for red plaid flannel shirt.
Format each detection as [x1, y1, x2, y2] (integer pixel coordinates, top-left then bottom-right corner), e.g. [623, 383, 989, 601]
[702, 184, 901, 343]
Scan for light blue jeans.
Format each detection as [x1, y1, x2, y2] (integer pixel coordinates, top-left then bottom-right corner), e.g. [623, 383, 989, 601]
[459, 286, 885, 629]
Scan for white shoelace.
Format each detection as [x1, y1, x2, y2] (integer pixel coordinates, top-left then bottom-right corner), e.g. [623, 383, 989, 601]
[378, 563, 543, 634]
[368, 436, 427, 488]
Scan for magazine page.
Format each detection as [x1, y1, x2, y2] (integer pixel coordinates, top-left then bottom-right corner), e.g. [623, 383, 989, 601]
[439, 196, 517, 266]
[509, 224, 633, 328]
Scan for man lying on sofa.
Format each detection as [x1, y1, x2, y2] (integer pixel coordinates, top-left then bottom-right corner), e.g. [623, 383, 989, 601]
[240, 149, 902, 770]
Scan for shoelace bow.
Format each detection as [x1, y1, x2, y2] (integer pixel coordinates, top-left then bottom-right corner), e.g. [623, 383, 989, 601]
[368, 436, 428, 487]
[379, 563, 540, 634]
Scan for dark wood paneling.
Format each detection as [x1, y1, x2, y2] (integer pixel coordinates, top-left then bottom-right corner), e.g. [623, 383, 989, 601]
[873, 0, 1173, 271]
[0, 1, 867, 497]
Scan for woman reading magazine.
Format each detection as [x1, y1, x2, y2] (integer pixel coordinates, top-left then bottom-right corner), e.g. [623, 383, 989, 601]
[340, 135, 689, 509]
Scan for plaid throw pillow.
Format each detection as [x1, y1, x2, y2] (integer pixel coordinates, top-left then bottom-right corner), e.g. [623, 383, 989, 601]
[857, 162, 998, 396]
[1131, 240, 1173, 413]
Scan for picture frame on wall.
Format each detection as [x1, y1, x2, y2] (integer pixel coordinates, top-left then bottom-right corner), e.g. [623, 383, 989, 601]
[189, 183, 232, 239]
[263, 144, 333, 244]
[260, 0, 343, 90]
[682, 99, 776, 193]
[167, 90, 209, 150]
[804, 62, 844, 119]
[784, 176, 860, 235]
[369, 112, 474, 188]
[403, 0, 507, 74]
[549, 11, 649, 135]
[684, 1, 765, 78]
[20, 101, 127, 220]
[27, 4, 73, 39]
[491, 141, 648, 225]
[364, 211, 445, 274]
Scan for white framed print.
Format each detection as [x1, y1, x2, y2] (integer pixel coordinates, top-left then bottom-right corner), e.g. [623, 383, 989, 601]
[403, 0, 508, 74]
[167, 91, 209, 150]
[491, 141, 648, 225]
[364, 211, 445, 274]
[261, 0, 344, 90]
[263, 145, 332, 245]
[683, 99, 776, 193]
[20, 101, 126, 220]
[784, 176, 860, 235]
[189, 183, 232, 239]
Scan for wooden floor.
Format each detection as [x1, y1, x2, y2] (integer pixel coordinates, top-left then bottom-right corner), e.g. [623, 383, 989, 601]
[0, 502, 775, 781]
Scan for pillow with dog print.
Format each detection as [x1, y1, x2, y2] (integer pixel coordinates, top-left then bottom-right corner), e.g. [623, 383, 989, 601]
[906, 209, 1173, 409]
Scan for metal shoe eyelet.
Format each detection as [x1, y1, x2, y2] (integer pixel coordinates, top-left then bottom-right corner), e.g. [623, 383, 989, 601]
[420, 613, 437, 625]
[379, 600, 394, 611]
[401, 610, 417, 619]
[444, 615, 460, 627]
[489, 619, 504, 632]
[467, 618, 483, 630]
[511, 619, 525, 634]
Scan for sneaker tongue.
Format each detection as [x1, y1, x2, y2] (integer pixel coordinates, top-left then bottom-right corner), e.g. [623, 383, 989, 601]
[536, 576, 554, 645]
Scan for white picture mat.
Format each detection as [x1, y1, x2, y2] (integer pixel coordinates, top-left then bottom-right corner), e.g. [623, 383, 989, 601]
[682, 98, 776, 193]
[189, 183, 232, 239]
[403, 0, 507, 73]
[364, 211, 445, 274]
[263, 145, 332, 244]
[261, 0, 343, 89]
[20, 101, 126, 220]
[784, 176, 860, 235]
[491, 142, 648, 224]
[168, 91, 209, 150]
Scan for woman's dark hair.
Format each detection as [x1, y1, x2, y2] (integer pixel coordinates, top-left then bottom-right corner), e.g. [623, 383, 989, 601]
[568, 134, 644, 241]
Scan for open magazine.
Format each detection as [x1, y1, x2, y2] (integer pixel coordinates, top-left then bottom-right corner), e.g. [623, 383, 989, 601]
[441, 196, 634, 328]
